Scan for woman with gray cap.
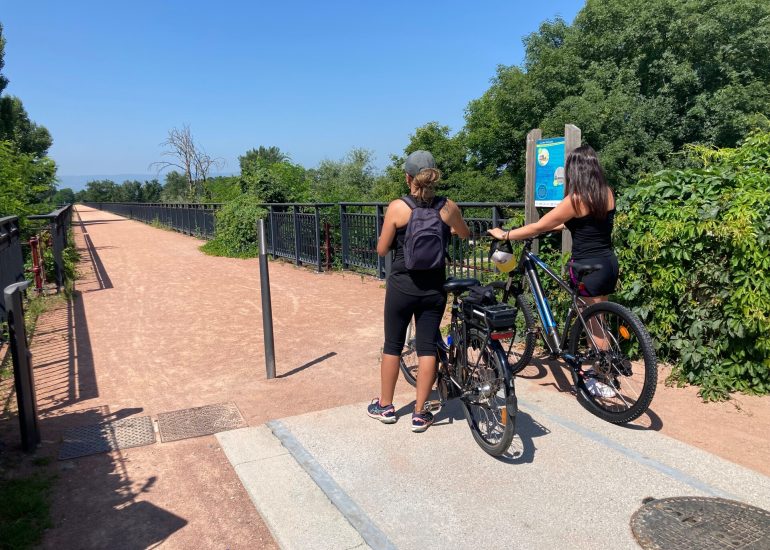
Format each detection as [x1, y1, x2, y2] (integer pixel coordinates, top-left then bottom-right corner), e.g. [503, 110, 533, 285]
[368, 150, 470, 432]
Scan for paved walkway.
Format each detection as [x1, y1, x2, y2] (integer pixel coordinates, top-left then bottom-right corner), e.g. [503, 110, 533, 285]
[23, 205, 770, 549]
[31, 206, 399, 549]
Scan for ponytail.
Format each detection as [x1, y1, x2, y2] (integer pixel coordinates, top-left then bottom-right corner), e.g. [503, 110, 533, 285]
[411, 168, 441, 203]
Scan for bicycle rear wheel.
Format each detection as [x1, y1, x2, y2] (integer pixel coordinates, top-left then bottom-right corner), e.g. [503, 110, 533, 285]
[399, 317, 418, 386]
[568, 301, 657, 424]
[490, 281, 537, 374]
[461, 328, 517, 456]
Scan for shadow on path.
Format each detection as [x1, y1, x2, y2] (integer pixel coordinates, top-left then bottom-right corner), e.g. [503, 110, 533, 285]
[516, 352, 664, 431]
[75, 211, 113, 292]
[278, 352, 338, 378]
[4, 219, 189, 548]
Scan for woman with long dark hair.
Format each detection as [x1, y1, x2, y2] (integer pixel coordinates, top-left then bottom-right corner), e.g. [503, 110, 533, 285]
[488, 144, 617, 397]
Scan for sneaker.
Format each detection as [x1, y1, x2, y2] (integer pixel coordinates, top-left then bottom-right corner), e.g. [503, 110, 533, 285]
[583, 371, 617, 398]
[411, 409, 434, 433]
[367, 398, 397, 424]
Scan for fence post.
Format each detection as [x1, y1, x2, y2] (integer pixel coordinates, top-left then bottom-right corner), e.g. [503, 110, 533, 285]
[51, 216, 64, 292]
[340, 204, 349, 269]
[563, 124, 581, 259]
[293, 205, 301, 265]
[269, 205, 277, 259]
[376, 204, 385, 279]
[314, 206, 322, 272]
[4, 281, 41, 452]
[525, 128, 543, 254]
[258, 220, 276, 379]
[324, 221, 331, 271]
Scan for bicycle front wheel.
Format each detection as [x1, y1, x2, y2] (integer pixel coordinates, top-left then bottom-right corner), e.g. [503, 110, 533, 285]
[461, 328, 517, 456]
[568, 301, 657, 424]
[490, 282, 537, 374]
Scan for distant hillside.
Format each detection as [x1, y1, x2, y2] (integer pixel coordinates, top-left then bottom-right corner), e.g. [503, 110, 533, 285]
[56, 172, 236, 192]
[56, 174, 162, 192]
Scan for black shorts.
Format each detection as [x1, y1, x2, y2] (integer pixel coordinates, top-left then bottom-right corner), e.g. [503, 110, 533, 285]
[568, 254, 619, 297]
[382, 286, 447, 357]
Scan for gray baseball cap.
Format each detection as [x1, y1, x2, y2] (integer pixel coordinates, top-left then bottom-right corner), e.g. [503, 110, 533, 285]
[403, 150, 436, 177]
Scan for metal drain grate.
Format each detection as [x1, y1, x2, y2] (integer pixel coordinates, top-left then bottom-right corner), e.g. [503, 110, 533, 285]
[58, 416, 156, 460]
[631, 496, 770, 550]
[156, 402, 245, 443]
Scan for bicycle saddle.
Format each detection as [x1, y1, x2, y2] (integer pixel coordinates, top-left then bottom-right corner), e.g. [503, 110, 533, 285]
[443, 278, 481, 294]
[571, 262, 603, 277]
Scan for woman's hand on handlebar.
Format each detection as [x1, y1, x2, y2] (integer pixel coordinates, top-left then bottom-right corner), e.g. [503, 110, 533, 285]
[487, 227, 509, 241]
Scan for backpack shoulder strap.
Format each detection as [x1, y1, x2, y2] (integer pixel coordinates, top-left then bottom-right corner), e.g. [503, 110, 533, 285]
[401, 195, 418, 210]
[433, 196, 447, 210]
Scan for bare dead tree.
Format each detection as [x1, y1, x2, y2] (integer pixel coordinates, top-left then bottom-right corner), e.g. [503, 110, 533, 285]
[150, 124, 223, 199]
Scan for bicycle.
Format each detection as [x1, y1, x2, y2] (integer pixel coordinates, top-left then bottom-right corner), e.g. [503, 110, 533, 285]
[399, 278, 518, 456]
[488, 236, 657, 424]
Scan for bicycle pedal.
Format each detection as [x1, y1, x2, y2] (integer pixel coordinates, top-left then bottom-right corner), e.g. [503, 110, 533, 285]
[423, 400, 442, 412]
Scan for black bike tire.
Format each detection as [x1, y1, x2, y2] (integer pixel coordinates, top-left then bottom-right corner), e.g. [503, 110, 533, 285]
[461, 328, 517, 456]
[489, 281, 537, 374]
[399, 318, 418, 386]
[567, 301, 657, 424]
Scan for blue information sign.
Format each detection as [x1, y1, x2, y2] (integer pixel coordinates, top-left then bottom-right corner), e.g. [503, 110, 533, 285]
[534, 137, 566, 207]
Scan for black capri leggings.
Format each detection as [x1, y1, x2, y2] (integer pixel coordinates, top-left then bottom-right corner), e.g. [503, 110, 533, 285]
[382, 286, 447, 357]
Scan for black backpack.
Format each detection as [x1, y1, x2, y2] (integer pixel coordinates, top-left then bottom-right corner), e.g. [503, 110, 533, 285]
[401, 195, 448, 270]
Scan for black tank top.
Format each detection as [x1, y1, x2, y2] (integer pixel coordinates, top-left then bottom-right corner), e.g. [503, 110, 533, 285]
[565, 208, 616, 259]
[387, 201, 451, 296]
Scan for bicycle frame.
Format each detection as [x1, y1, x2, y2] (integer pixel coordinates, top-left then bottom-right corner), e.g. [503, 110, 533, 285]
[433, 291, 512, 403]
[500, 238, 600, 373]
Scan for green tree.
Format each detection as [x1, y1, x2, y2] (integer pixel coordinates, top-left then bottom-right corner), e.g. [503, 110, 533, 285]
[51, 187, 75, 205]
[141, 179, 163, 202]
[240, 146, 289, 167]
[79, 179, 119, 202]
[0, 96, 52, 157]
[161, 171, 188, 202]
[204, 175, 241, 203]
[239, 146, 308, 203]
[308, 148, 377, 203]
[0, 23, 8, 95]
[0, 140, 55, 218]
[0, 23, 57, 218]
[458, 0, 770, 193]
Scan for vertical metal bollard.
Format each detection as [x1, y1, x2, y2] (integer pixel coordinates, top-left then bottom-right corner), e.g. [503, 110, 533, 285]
[4, 281, 41, 451]
[258, 219, 277, 379]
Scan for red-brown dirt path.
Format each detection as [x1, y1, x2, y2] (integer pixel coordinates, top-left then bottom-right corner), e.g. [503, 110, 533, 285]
[9, 204, 770, 548]
[27, 205, 416, 549]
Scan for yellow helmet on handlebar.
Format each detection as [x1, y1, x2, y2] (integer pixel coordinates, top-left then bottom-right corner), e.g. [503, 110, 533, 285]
[489, 239, 517, 273]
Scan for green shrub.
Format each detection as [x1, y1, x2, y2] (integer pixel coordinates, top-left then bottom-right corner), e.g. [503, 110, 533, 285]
[200, 194, 266, 258]
[615, 130, 770, 400]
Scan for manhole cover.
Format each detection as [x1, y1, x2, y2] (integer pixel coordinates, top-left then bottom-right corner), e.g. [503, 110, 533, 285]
[631, 496, 770, 550]
[157, 402, 245, 443]
[58, 416, 156, 460]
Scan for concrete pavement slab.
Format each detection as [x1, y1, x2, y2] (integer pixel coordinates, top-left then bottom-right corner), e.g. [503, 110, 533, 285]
[239, 378, 770, 550]
[217, 427, 371, 550]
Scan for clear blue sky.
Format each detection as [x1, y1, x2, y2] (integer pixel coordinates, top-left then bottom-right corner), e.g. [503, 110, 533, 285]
[1, 0, 583, 179]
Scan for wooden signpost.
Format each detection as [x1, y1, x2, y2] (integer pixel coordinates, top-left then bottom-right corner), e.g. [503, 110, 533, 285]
[524, 124, 581, 258]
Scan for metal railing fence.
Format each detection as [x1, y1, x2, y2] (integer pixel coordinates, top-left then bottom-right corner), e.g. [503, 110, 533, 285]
[0, 216, 25, 325]
[28, 204, 73, 292]
[82, 202, 221, 239]
[265, 204, 335, 272]
[83, 200, 527, 280]
[339, 201, 526, 280]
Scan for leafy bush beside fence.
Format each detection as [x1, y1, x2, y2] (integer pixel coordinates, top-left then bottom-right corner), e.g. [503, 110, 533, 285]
[200, 195, 266, 258]
[615, 131, 770, 400]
